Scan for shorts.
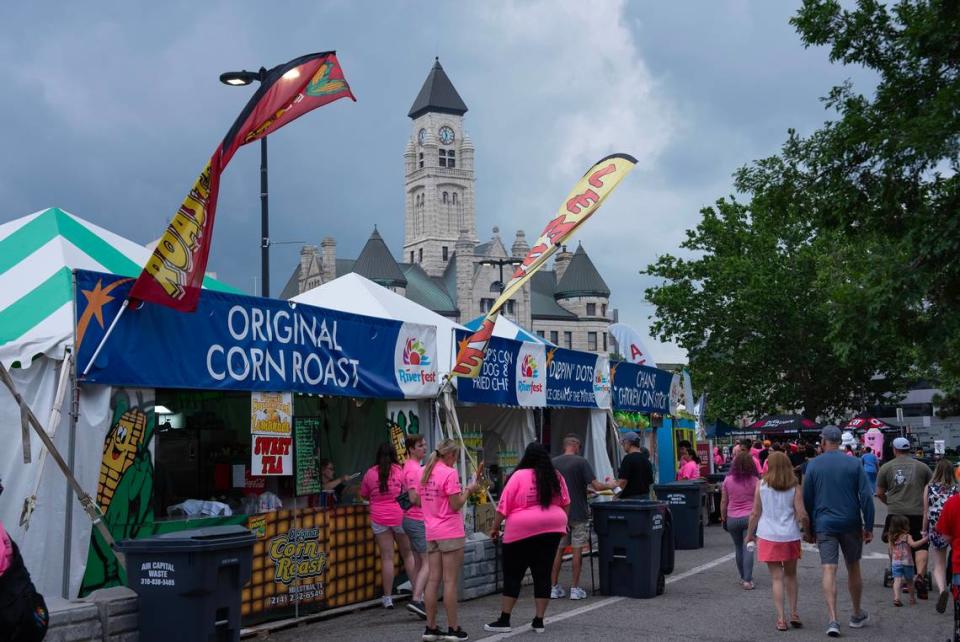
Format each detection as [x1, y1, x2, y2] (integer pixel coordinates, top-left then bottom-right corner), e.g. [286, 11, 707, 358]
[560, 521, 590, 548]
[403, 516, 427, 553]
[883, 514, 929, 552]
[817, 531, 863, 566]
[427, 537, 466, 553]
[892, 563, 916, 580]
[757, 538, 801, 563]
[370, 520, 404, 535]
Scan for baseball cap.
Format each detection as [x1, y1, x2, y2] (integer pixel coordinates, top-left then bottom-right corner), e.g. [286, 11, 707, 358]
[620, 431, 640, 445]
[820, 425, 842, 442]
[892, 437, 911, 450]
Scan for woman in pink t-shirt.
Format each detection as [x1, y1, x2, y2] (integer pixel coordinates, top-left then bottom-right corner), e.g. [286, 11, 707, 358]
[721, 451, 759, 589]
[419, 439, 478, 641]
[360, 443, 417, 610]
[484, 442, 570, 635]
[676, 449, 701, 480]
[401, 434, 430, 619]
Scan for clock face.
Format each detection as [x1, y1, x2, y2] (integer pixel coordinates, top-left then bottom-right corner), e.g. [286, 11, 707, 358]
[439, 126, 455, 145]
[418, 128, 426, 146]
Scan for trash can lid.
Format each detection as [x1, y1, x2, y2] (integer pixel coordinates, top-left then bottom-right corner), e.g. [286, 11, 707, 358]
[115, 525, 256, 553]
[592, 499, 666, 512]
[654, 481, 706, 489]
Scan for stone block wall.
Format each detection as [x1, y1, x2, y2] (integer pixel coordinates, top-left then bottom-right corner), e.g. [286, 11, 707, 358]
[459, 537, 501, 600]
[45, 586, 139, 642]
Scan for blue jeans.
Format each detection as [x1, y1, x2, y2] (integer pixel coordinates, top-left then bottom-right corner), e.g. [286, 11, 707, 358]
[726, 515, 754, 582]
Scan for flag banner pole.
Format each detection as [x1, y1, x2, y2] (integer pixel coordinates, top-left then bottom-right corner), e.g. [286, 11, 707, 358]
[0, 363, 125, 571]
[20, 350, 73, 529]
[452, 153, 637, 378]
[80, 299, 129, 377]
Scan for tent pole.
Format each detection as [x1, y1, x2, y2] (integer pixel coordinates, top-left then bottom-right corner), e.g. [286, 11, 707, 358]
[62, 361, 79, 598]
[0, 363, 125, 573]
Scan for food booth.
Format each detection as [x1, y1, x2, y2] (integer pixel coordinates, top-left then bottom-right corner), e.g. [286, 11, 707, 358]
[73, 268, 441, 624]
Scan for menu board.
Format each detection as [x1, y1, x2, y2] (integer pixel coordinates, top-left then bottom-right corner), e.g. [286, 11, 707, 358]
[295, 417, 322, 495]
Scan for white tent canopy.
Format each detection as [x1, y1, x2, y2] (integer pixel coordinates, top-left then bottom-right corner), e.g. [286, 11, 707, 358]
[464, 314, 553, 345]
[292, 272, 465, 374]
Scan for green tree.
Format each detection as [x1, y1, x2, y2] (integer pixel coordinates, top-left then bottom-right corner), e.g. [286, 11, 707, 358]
[645, 197, 907, 422]
[785, 0, 960, 399]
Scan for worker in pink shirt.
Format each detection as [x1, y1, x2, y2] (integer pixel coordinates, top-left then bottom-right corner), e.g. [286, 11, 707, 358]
[484, 442, 570, 635]
[360, 443, 417, 611]
[677, 448, 701, 480]
[401, 434, 430, 619]
[419, 439, 478, 642]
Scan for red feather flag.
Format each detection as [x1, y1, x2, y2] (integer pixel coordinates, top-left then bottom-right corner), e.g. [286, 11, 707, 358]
[130, 51, 355, 311]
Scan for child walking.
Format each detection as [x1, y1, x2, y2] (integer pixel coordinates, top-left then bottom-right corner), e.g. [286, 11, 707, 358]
[888, 514, 928, 606]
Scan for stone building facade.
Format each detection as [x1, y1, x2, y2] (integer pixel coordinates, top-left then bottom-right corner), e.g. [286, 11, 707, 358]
[281, 59, 615, 355]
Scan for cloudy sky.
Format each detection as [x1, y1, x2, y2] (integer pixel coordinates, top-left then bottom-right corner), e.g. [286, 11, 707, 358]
[0, 1, 872, 363]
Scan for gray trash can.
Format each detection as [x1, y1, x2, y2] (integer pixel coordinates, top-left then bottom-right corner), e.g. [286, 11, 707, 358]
[592, 499, 669, 598]
[654, 482, 705, 550]
[115, 525, 255, 642]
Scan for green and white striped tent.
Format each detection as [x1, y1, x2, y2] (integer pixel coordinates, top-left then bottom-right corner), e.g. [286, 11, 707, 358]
[0, 206, 237, 368]
[0, 207, 237, 599]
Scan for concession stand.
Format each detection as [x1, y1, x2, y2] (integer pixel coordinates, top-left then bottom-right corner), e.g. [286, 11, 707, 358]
[73, 268, 440, 625]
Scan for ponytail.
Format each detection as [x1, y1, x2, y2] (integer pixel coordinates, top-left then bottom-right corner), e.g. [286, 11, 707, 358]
[421, 439, 459, 487]
[374, 442, 398, 493]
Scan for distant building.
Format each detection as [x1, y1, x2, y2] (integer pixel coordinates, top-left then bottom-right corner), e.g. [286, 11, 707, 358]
[281, 59, 615, 354]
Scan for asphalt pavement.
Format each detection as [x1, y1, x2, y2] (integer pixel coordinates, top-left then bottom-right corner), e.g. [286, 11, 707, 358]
[263, 500, 955, 641]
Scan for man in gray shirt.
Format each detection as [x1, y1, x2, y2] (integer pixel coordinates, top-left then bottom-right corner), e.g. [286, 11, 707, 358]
[550, 434, 613, 600]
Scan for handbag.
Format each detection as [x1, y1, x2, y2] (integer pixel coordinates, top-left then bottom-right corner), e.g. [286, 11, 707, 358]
[396, 490, 413, 511]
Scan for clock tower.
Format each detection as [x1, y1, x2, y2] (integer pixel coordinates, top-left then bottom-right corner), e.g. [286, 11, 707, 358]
[404, 58, 476, 278]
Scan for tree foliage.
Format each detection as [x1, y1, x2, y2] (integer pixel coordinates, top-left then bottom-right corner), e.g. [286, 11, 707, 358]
[645, 0, 960, 420]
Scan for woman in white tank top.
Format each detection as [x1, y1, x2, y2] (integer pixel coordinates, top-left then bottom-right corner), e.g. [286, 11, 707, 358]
[747, 452, 810, 632]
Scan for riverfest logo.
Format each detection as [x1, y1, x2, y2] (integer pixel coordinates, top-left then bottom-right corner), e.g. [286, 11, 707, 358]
[518, 354, 542, 393]
[395, 328, 438, 395]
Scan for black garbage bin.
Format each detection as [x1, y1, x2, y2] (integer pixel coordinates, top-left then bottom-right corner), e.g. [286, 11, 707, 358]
[592, 499, 670, 598]
[115, 525, 255, 642]
[705, 473, 726, 524]
[654, 482, 705, 550]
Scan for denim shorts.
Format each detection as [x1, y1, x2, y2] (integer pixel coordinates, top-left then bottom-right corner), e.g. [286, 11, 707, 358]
[892, 563, 915, 580]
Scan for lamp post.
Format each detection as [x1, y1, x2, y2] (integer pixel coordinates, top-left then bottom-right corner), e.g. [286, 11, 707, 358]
[219, 67, 271, 297]
[478, 257, 522, 293]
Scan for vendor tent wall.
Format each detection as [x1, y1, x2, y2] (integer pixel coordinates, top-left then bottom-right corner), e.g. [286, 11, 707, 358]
[455, 406, 535, 464]
[547, 408, 615, 483]
[0, 357, 110, 598]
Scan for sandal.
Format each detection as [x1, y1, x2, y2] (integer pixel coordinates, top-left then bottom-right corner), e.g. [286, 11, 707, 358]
[789, 614, 802, 628]
[742, 580, 755, 590]
[893, 599, 902, 607]
[776, 619, 788, 632]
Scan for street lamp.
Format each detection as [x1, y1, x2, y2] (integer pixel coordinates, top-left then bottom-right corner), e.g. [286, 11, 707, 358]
[478, 257, 523, 293]
[220, 67, 271, 297]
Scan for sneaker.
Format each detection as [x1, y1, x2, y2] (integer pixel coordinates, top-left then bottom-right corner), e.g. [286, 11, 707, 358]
[849, 610, 868, 628]
[444, 627, 469, 640]
[422, 627, 443, 642]
[569, 586, 588, 600]
[937, 589, 950, 613]
[382, 595, 394, 609]
[483, 614, 512, 633]
[550, 584, 566, 599]
[532, 617, 545, 634]
[407, 600, 427, 619]
[826, 620, 840, 637]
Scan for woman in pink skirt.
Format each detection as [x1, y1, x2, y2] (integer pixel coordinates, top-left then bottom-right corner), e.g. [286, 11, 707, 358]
[747, 452, 810, 632]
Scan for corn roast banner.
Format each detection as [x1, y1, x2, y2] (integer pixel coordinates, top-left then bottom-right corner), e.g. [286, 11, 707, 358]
[130, 51, 355, 311]
[451, 153, 637, 378]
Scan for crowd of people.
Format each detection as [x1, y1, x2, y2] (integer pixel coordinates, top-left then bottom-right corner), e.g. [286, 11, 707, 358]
[718, 425, 960, 637]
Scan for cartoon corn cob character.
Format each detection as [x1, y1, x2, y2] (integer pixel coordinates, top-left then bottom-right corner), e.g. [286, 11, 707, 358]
[96, 409, 147, 510]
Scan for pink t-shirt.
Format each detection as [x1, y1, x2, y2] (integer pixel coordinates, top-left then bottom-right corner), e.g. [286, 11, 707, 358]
[496, 469, 570, 544]
[677, 459, 700, 480]
[0, 521, 11, 576]
[722, 474, 757, 518]
[402, 458, 424, 521]
[360, 464, 404, 527]
[419, 461, 464, 541]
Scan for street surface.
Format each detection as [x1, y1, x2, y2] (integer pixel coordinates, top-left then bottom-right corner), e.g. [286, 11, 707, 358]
[266, 502, 953, 641]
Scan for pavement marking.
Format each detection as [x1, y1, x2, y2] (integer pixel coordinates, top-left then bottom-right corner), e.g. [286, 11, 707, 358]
[474, 552, 736, 641]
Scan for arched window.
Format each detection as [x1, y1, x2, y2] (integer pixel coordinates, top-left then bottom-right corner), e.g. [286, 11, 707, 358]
[452, 192, 458, 205]
[442, 191, 448, 204]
